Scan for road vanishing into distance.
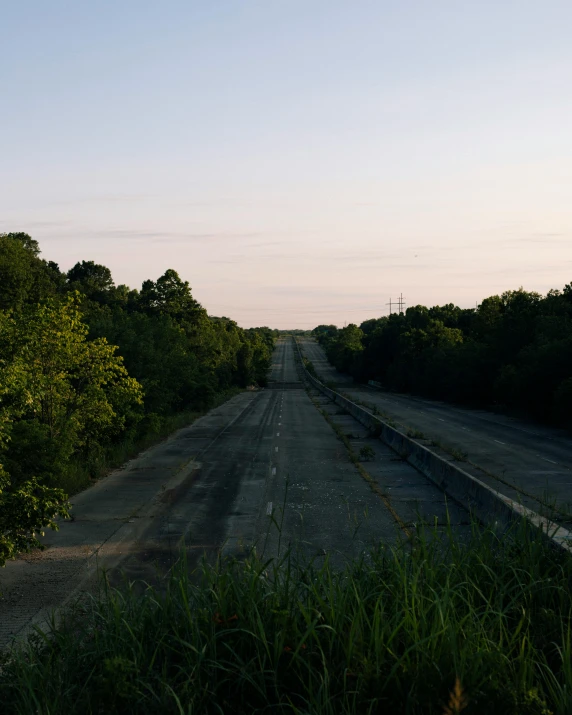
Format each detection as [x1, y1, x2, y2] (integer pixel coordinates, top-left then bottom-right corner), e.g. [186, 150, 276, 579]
[302, 338, 572, 523]
[0, 337, 470, 649]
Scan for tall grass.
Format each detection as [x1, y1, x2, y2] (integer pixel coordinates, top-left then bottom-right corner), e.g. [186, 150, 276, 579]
[1, 521, 570, 714]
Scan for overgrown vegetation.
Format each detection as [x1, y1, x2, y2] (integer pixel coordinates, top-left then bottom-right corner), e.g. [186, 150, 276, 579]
[0, 232, 275, 564]
[313, 285, 572, 426]
[359, 444, 376, 461]
[1, 521, 570, 714]
[302, 356, 318, 379]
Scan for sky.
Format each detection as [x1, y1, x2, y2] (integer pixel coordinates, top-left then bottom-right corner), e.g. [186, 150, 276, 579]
[1, 1, 571, 329]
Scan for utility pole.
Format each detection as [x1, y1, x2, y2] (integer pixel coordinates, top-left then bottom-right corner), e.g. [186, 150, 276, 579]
[386, 298, 393, 315]
[397, 293, 406, 314]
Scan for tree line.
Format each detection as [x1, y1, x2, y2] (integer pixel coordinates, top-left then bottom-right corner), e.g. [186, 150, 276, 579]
[0, 232, 275, 565]
[313, 285, 572, 427]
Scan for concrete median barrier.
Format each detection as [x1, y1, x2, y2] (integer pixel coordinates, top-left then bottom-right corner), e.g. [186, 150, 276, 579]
[294, 340, 572, 553]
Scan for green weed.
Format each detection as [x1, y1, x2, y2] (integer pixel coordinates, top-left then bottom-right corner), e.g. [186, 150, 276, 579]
[359, 445, 376, 461]
[1, 521, 570, 714]
[407, 428, 427, 440]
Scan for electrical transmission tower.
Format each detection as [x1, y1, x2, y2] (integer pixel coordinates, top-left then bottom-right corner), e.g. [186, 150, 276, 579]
[387, 295, 406, 315]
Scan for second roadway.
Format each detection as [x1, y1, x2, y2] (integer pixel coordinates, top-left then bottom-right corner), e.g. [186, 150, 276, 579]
[301, 337, 572, 524]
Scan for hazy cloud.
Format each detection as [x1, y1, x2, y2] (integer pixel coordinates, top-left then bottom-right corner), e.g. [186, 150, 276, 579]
[45, 229, 267, 242]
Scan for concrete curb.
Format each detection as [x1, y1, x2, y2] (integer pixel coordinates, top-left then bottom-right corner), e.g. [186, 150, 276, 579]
[294, 340, 572, 553]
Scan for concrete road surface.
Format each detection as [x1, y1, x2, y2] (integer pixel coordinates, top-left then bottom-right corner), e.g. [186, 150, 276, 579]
[300, 337, 572, 524]
[0, 338, 469, 649]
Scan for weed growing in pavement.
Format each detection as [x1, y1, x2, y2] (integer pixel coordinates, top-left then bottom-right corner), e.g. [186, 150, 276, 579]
[429, 439, 469, 464]
[311, 396, 409, 533]
[1, 520, 571, 714]
[430, 439, 469, 462]
[450, 448, 469, 462]
[359, 445, 376, 461]
[407, 427, 428, 440]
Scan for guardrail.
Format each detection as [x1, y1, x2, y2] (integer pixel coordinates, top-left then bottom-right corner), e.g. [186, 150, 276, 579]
[293, 338, 572, 553]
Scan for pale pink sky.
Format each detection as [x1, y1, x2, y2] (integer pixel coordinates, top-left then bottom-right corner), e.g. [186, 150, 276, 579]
[2, 2, 571, 328]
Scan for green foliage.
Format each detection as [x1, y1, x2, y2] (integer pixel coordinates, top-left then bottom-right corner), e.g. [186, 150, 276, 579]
[67, 260, 115, 303]
[0, 232, 274, 562]
[312, 324, 339, 340]
[0, 367, 69, 565]
[316, 285, 572, 425]
[325, 323, 364, 373]
[0, 474, 70, 567]
[0, 295, 141, 564]
[2, 523, 571, 713]
[359, 444, 376, 461]
[0, 232, 62, 311]
[0, 295, 143, 480]
[303, 357, 318, 378]
[139, 268, 202, 323]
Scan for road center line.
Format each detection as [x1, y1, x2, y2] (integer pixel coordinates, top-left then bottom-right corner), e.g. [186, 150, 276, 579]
[275, 446, 278, 452]
[277, 432, 280, 437]
[272, 467, 276, 475]
[266, 502, 272, 515]
[494, 439, 506, 445]
[542, 457, 558, 465]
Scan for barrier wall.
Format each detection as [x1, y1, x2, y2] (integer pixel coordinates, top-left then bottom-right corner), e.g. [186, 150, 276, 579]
[294, 340, 572, 552]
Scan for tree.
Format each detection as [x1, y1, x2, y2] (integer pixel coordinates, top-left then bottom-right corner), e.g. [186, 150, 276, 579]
[0, 234, 38, 311]
[0, 233, 61, 311]
[328, 324, 364, 373]
[140, 270, 202, 323]
[1, 232, 40, 255]
[0, 345, 69, 566]
[0, 231, 279, 564]
[67, 261, 115, 303]
[0, 295, 143, 485]
[312, 325, 339, 342]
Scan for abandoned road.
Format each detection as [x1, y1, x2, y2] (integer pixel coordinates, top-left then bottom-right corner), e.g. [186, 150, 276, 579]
[301, 338, 572, 522]
[0, 338, 469, 648]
